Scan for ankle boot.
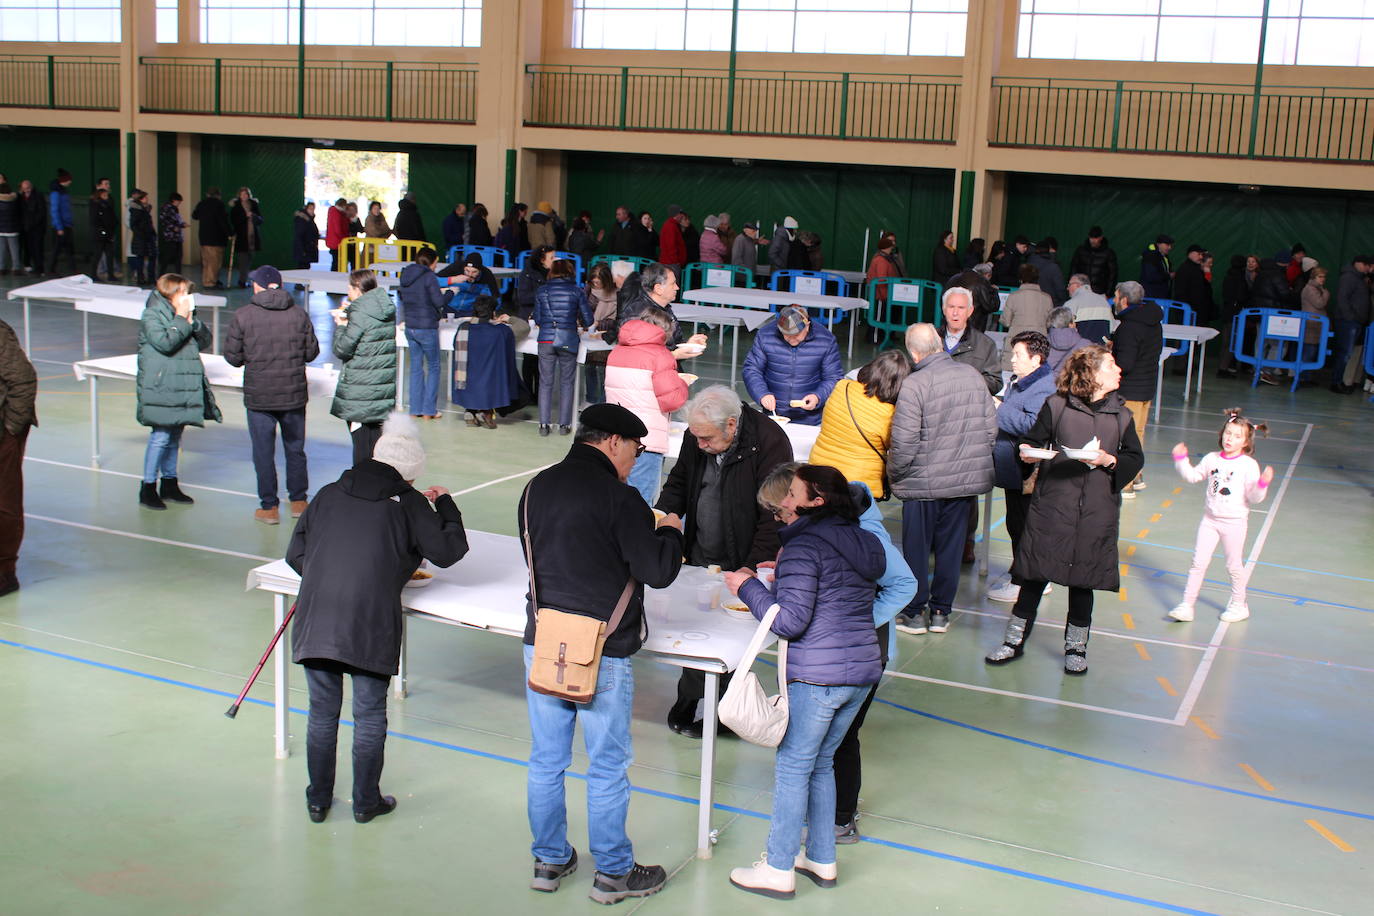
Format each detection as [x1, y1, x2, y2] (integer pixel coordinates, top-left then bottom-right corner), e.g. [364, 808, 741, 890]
[985, 615, 1032, 665]
[159, 477, 194, 504]
[1064, 624, 1090, 675]
[139, 482, 167, 510]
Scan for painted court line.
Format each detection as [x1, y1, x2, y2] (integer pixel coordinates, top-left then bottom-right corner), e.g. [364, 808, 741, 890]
[1239, 763, 1275, 792]
[24, 514, 273, 563]
[453, 464, 553, 496]
[26, 456, 260, 498]
[1305, 820, 1354, 852]
[1189, 718, 1220, 740]
[880, 669, 1177, 725]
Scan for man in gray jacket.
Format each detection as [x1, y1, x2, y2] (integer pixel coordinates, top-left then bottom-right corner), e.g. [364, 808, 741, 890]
[1330, 255, 1371, 394]
[887, 322, 996, 635]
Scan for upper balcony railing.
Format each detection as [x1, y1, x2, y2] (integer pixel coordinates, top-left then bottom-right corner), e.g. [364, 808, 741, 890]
[0, 55, 120, 111]
[140, 57, 478, 123]
[990, 77, 1374, 164]
[525, 65, 960, 144]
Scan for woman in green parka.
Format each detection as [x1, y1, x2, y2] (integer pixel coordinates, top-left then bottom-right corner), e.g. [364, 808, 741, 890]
[331, 268, 398, 465]
[136, 273, 222, 510]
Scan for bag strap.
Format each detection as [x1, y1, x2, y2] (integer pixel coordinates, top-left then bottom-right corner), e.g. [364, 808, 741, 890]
[522, 482, 635, 631]
[844, 385, 888, 498]
[735, 602, 787, 688]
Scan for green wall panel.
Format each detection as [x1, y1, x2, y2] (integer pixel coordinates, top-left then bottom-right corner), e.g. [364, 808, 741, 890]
[0, 126, 120, 252]
[565, 153, 953, 273]
[1005, 174, 1374, 284]
[201, 136, 308, 268]
[403, 145, 475, 250]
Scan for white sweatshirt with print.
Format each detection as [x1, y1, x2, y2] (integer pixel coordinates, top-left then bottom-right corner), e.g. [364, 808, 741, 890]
[1175, 451, 1267, 519]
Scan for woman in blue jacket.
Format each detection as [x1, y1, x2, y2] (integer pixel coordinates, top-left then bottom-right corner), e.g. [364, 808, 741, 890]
[723, 464, 887, 900]
[396, 248, 455, 419]
[532, 259, 593, 436]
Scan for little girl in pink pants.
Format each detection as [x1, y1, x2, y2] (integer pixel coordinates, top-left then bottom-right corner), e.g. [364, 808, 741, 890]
[1169, 410, 1274, 623]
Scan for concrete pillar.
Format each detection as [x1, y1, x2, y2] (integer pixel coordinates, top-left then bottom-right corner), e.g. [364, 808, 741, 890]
[181, 133, 203, 260]
[473, 0, 538, 215]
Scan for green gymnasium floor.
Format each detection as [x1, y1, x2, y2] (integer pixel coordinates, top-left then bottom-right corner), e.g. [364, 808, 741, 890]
[2, 278, 1371, 916]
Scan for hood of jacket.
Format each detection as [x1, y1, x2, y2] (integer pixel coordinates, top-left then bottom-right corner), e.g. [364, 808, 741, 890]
[249, 287, 295, 311]
[1118, 299, 1163, 328]
[1047, 326, 1086, 352]
[337, 459, 411, 501]
[49, 179, 70, 194]
[529, 211, 550, 225]
[398, 262, 433, 290]
[778, 512, 886, 582]
[350, 285, 396, 322]
[616, 318, 667, 348]
[397, 199, 417, 214]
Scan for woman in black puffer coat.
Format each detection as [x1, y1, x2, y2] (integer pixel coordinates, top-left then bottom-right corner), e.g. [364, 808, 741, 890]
[985, 345, 1143, 676]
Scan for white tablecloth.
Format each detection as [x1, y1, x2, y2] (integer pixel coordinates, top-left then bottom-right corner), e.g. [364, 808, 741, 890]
[665, 416, 819, 461]
[8, 274, 227, 353]
[73, 352, 339, 398]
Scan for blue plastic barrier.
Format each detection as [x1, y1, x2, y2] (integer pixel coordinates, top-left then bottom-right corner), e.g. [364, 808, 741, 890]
[1230, 307, 1330, 392]
[1155, 299, 1197, 356]
[768, 269, 851, 327]
[517, 249, 584, 284]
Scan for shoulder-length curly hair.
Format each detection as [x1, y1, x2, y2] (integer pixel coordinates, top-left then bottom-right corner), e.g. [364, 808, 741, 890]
[1057, 344, 1112, 401]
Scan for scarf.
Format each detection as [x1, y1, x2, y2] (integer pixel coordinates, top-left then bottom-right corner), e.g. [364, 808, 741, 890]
[453, 319, 474, 388]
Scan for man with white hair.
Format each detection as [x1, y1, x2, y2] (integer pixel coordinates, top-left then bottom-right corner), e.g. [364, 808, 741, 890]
[655, 385, 793, 737]
[1066, 272, 1115, 343]
[939, 285, 1001, 395]
[887, 323, 997, 635]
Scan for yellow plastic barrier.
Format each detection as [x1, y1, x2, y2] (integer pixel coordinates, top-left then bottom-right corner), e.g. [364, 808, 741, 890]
[339, 237, 431, 272]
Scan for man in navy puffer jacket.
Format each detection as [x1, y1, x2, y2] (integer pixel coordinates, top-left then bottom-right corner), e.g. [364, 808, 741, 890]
[397, 248, 454, 418]
[742, 306, 843, 425]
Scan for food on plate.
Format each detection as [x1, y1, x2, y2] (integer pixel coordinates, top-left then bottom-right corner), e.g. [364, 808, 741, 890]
[410, 569, 432, 581]
[678, 373, 699, 385]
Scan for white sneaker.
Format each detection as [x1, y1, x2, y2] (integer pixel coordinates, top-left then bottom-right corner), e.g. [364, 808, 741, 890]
[987, 581, 1021, 602]
[1168, 604, 1194, 622]
[1043, 583, 1053, 596]
[1220, 603, 1250, 622]
[1120, 488, 1136, 500]
[730, 856, 795, 899]
[794, 853, 837, 888]
[1134, 475, 1147, 491]
[987, 574, 1012, 590]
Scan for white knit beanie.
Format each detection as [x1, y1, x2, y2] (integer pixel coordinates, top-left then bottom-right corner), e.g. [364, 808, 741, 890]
[372, 412, 427, 481]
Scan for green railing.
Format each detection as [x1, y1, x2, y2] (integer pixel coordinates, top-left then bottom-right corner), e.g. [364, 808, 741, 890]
[525, 65, 959, 144]
[990, 77, 1374, 164]
[0, 55, 120, 111]
[140, 58, 478, 123]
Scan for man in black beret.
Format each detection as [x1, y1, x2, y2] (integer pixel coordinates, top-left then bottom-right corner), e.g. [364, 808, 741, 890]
[516, 403, 685, 904]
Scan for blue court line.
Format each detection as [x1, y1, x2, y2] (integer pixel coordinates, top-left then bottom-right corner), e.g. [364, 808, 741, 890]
[1117, 535, 1374, 585]
[872, 696, 1374, 823]
[0, 635, 1262, 914]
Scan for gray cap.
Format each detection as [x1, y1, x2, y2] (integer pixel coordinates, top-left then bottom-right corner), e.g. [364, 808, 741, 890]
[704, 214, 720, 230]
[777, 306, 808, 335]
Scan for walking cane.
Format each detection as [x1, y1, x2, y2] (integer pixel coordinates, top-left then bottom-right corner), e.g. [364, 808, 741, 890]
[225, 234, 237, 288]
[224, 602, 296, 719]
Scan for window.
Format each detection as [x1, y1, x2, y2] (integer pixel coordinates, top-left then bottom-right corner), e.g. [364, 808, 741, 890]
[572, 0, 968, 57]
[157, 0, 177, 43]
[0, 0, 121, 41]
[198, 0, 481, 46]
[1017, 0, 1374, 66]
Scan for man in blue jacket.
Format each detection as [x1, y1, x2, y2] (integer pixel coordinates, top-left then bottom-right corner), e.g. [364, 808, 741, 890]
[397, 247, 455, 419]
[742, 306, 843, 425]
[47, 169, 76, 276]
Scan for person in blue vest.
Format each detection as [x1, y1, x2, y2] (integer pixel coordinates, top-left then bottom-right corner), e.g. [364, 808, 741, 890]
[742, 306, 843, 425]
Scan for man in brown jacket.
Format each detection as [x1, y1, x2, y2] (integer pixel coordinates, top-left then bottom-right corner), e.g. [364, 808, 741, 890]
[0, 318, 37, 596]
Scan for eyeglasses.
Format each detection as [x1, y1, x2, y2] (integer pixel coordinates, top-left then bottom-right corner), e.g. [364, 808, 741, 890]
[629, 439, 646, 457]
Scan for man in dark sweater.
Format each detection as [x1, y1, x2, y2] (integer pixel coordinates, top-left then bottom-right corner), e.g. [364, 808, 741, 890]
[518, 403, 684, 905]
[223, 265, 320, 524]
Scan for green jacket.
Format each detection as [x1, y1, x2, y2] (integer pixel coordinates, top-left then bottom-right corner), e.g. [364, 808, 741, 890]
[136, 291, 221, 428]
[330, 285, 397, 424]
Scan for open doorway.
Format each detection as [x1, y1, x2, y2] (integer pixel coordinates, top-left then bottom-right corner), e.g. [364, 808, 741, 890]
[304, 147, 410, 268]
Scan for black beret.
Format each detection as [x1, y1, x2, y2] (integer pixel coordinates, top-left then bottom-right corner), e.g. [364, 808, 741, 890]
[579, 403, 648, 439]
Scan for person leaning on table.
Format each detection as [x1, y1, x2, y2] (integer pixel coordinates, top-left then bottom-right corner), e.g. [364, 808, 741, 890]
[517, 403, 685, 905]
[330, 268, 397, 466]
[287, 412, 469, 827]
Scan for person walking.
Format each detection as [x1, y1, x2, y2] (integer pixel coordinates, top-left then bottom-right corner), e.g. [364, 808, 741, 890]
[0, 317, 37, 596]
[223, 265, 320, 525]
[229, 187, 263, 288]
[330, 269, 397, 465]
[192, 187, 230, 288]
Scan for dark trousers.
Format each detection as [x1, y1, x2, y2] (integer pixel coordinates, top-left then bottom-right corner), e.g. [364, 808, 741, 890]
[1003, 488, 1031, 584]
[90, 238, 116, 279]
[22, 231, 44, 273]
[349, 421, 383, 467]
[833, 621, 887, 824]
[1011, 581, 1094, 630]
[329, 248, 339, 271]
[303, 663, 390, 812]
[900, 497, 971, 615]
[234, 249, 255, 287]
[48, 230, 76, 274]
[247, 408, 308, 509]
[1331, 318, 1363, 385]
[670, 668, 733, 724]
[158, 239, 183, 276]
[537, 341, 577, 427]
[0, 429, 28, 577]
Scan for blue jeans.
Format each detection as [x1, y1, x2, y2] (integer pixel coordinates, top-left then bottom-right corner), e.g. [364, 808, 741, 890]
[142, 425, 184, 483]
[523, 643, 636, 875]
[405, 327, 441, 416]
[538, 341, 578, 427]
[625, 450, 664, 506]
[303, 663, 390, 812]
[767, 682, 868, 870]
[247, 408, 308, 509]
[583, 360, 606, 406]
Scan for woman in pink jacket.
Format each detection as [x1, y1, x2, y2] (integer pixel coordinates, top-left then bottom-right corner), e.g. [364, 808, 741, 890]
[605, 306, 691, 505]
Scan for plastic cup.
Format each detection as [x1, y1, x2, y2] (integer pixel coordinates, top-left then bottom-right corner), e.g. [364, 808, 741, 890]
[696, 582, 720, 612]
[757, 567, 775, 588]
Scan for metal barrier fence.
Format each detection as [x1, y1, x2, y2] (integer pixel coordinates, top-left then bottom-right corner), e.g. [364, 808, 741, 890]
[0, 55, 119, 111]
[140, 58, 477, 123]
[525, 65, 959, 144]
[990, 78, 1374, 164]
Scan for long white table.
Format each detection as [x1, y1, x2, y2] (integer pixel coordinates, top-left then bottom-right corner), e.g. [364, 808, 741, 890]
[246, 530, 772, 858]
[1162, 323, 1221, 403]
[673, 303, 775, 386]
[280, 269, 400, 296]
[8, 275, 227, 355]
[71, 353, 339, 467]
[679, 286, 871, 361]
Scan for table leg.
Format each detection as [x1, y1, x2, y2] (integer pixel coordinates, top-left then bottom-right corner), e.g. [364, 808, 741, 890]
[212, 308, 221, 355]
[82, 311, 89, 360]
[89, 375, 101, 468]
[979, 490, 992, 577]
[1196, 345, 1207, 397]
[1154, 369, 1163, 424]
[396, 613, 408, 698]
[730, 325, 739, 389]
[698, 669, 718, 859]
[22, 298, 30, 352]
[273, 593, 290, 760]
[847, 310, 856, 361]
[1183, 347, 1195, 403]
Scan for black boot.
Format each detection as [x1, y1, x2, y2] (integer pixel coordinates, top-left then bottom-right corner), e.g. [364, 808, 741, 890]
[159, 478, 194, 504]
[985, 615, 1033, 665]
[139, 482, 167, 510]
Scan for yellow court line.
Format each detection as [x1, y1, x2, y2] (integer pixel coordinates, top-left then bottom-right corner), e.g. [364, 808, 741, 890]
[1125, 544, 1137, 557]
[1137, 529, 1150, 538]
[1172, 486, 1183, 495]
[1156, 676, 1178, 697]
[1239, 762, 1275, 792]
[1121, 613, 1136, 630]
[1161, 499, 1173, 508]
[1306, 819, 1355, 852]
[1120, 563, 1130, 577]
[1190, 717, 1220, 739]
[1134, 642, 1151, 661]
[35, 374, 72, 381]
[1149, 513, 1162, 523]
[1118, 587, 1128, 602]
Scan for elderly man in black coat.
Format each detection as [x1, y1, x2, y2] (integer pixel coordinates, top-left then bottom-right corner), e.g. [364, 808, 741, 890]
[223, 265, 320, 525]
[287, 413, 469, 826]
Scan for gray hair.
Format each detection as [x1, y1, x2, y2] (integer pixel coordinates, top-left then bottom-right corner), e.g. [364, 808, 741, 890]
[941, 285, 973, 309]
[609, 259, 634, 280]
[1068, 273, 1090, 289]
[1115, 280, 1143, 306]
[641, 262, 674, 295]
[1048, 306, 1075, 329]
[683, 385, 743, 429]
[905, 322, 942, 358]
[973, 261, 993, 277]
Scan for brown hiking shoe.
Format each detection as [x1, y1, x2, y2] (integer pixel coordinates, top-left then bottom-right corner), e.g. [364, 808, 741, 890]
[289, 500, 308, 518]
[254, 507, 280, 525]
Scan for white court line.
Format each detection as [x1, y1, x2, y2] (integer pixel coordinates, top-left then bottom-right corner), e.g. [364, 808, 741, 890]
[452, 464, 552, 496]
[879, 669, 1177, 725]
[1171, 422, 1312, 726]
[25, 456, 259, 498]
[24, 514, 273, 563]
[954, 606, 1205, 652]
[1149, 422, 1301, 443]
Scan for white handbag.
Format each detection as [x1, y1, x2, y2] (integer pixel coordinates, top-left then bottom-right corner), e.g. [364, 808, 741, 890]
[718, 603, 790, 748]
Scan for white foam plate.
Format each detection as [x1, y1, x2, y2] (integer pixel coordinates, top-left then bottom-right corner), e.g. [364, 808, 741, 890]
[1021, 447, 1058, 460]
[1062, 447, 1100, 461]
[677, 342, 705, 355]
